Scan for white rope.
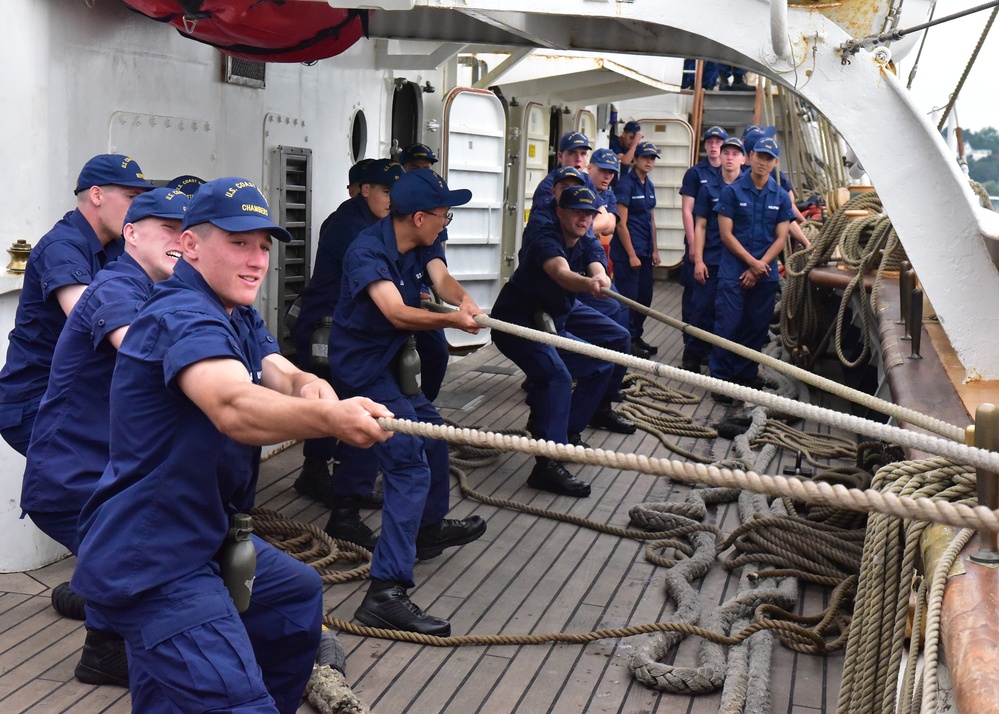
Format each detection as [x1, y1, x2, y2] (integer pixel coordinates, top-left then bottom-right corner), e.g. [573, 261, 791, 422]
[380, 418, 999, 533]
[473, 314, 997, 473]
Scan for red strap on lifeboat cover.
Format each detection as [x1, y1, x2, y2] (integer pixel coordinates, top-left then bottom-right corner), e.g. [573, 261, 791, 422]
[120, 1, 369, 63]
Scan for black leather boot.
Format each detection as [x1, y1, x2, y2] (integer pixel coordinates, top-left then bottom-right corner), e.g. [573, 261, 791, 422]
[416, 516, 487, 560]
[324, 507, 378, 552]
[293, 457, 334, 505]
[75, 629, 129, 687]
[354, 579, 451, 636]
[527, 458, 591, 497]
[589, 403, 636, 434]
[51, 581, 86, 621]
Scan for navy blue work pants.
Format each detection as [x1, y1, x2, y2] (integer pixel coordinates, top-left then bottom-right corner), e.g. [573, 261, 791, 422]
[91, 536, 322, 714]
[683, 267, 720, 361]
[709, 278, 778, 382]
[612, 254, 655, 340]
[565, 300, 630, 403]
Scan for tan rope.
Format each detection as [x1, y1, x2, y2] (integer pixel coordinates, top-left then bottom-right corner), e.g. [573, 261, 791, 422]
[249, 508, 370, 583]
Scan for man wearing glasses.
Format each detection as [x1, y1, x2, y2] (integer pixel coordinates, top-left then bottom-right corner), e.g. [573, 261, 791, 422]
[328, 169, 486, 636]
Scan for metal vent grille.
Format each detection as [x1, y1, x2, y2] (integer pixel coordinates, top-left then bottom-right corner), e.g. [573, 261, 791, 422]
[224, 56, 266, 88]
[275, 147, 312, 355]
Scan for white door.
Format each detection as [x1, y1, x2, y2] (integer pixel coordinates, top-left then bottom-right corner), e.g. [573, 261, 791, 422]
[636, 118, 694, 269]
[574, 109, 596, 143]
[440, 88, 506, 348]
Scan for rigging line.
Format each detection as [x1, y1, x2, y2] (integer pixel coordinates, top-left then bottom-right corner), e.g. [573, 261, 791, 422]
[936, 3, 999, 130]
[843, 0, 999, 54]
[906, 0, 938, 89]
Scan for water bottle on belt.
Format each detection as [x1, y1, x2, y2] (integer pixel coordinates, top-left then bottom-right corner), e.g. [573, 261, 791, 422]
[218, 513, 256, 613]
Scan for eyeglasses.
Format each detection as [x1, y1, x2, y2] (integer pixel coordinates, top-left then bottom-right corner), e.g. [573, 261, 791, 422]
[423, 211, 453, 226]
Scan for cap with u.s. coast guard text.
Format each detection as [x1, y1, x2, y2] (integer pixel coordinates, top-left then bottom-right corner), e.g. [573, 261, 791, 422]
[75, 154, 154, 195]
[552, 167, 586, 186]
[703, 126, 728, 142]
[123, 188, 190, 228]
[182, 177, 292, 243]
[558, 131, 591, 153]
[589, 148, 620, 172]
[361, 159, 405, 187]
[391, 169, 472, 214]
[558, 185, 599, 212]
[635, 141, 661, 158]
[752, 137, 780, 158]
[165, 175, 206, 198]
[399, 143, 439, 165]
[721, 137, 746, 154]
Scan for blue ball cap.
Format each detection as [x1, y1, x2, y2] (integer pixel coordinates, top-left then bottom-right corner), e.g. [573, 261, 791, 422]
[391, 169, 472, 215]
[703, 126, 728, 142]
[361, 159, 405, 186]
[558, 185, 599, 212]
[721, 137, 746, 154]
[399, 143, 439, 165]
[75, 154, 154, 195]
[552, 166, 586, 186]
[742, 129, 763, 152]
[558, 131, 591, 152]
[753, 137, 780, 158]
[348, 159, 374, 185]
[635, 141, 660, 158]
[165, 175, 206, 198]
[742, 123, 764, 138]
[623, 120, 642, 134]
[589, 148, 620, 172]
[182, 177, 292, 243]
[123, 188, 190, 228]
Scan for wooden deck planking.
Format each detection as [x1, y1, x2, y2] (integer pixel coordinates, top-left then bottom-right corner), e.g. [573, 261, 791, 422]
[0, 276, 863, 713]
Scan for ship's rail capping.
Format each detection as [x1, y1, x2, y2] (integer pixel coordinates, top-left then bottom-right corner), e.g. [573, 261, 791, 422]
[376, 417, 999, 533]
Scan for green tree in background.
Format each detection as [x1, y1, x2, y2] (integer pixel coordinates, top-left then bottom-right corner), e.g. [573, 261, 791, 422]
[964, 127, 999, 190]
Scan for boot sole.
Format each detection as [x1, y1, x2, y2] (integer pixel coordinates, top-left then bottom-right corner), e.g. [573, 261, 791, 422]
[75, 662, 129, 688]
[354, 606, 451, 637]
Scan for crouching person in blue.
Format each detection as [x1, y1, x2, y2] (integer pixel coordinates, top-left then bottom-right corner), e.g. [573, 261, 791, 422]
[492, 186, 625, 498]
[71, 178, 393, 713]
[22, 188, 189, 687]
[709, 137, 794, 392]
[330, 169, 487, 637]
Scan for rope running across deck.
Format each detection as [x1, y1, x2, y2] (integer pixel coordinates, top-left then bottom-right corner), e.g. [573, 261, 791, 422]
[472, 313, 993, 472]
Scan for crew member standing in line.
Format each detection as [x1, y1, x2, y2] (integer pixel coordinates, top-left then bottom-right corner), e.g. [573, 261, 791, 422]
[679, 126, 727, 361]
[742, 126, 811, 249]
[291, 160, 403, 532]
[22, 188, 189, 688]
[710, 137, 794, 393]
[71, 178, 392, 713]
[609, 120, 643, 187]
[0, 154, 152, 454]
[331, 169, 486, 636]
[613, 141, 661, 357]
[684, 137, 745, 372]
[492, 186, 622, 498]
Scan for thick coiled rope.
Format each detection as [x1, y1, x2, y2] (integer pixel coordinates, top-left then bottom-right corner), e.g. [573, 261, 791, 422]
[835, 459, 976, 714]
[249, 508, 370, 583]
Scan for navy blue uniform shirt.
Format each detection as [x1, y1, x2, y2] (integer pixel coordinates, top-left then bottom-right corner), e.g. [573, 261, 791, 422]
[0, 210, 123, 405]
[293, 195, 376, 344]
[329, 217, 441, 400]
[608, 134, 632, 184]
[692, 173, 740, 266]
[22, 253, 153, 514]
[72, 259, 279, 606]
[613, 170, 657, 257]
[714, 172, 795, 282]
[680, 159, 721, 199]
[492, 220, 584, 331]
[531, 169, 603, 211]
